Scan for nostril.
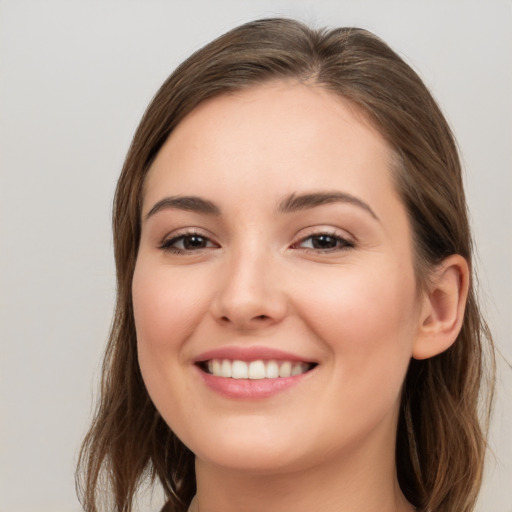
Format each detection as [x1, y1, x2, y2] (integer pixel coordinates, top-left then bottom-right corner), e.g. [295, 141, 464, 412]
[219, 314, 270, 325]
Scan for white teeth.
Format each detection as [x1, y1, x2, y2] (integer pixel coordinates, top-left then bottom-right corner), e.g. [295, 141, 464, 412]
[212, 359, 221, 376]
[231, 360, 248, 379]
[278, 361, 292, 378]
[291, 363, 304, 376]
[265, 360, 279, 378]
[205, 359, 312, 379]
[220, 359, 232, 378]
[248, 360, 266, 379]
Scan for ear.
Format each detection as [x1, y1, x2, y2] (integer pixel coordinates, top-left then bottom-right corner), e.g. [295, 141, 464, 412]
[412, 254, 470, 360]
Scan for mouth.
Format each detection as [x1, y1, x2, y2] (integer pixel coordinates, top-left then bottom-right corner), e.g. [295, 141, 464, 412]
[197, 359, 317, 379]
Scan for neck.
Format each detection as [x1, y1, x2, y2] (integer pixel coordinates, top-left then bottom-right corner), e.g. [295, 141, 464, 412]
[193, 439, 414, 512]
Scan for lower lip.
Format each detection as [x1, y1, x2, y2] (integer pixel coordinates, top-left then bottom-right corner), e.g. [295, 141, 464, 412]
[197, 367, 312, 399]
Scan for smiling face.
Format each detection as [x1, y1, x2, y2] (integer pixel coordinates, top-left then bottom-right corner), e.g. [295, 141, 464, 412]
[132, 81, 425, 475]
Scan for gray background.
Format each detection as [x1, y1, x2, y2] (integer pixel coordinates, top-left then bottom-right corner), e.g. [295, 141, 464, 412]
[0, 1, 510, 511]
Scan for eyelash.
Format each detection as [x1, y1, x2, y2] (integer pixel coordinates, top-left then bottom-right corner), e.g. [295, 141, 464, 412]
[159, 229, 354, 255]
[159, 230, 217, 254]
[293, 231, 355, 253]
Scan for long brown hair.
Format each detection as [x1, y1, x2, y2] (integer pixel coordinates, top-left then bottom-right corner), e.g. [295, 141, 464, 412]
[76, 18, 494, 512]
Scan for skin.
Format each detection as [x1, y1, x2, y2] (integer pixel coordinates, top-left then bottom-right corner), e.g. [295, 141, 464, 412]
[132, 81, 466, 512]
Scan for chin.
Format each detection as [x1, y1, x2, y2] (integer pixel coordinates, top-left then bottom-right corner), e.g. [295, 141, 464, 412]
[197, 445, 305, 475]
[180, 422, 311, 474]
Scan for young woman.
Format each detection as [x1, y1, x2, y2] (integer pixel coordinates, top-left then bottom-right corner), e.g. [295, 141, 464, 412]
[77, 18, 494, 512]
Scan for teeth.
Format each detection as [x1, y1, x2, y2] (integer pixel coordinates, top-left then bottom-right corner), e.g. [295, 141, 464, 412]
[205, 359, 312, 379]
[291, 363, 304, 376]
[220, 359, 232, 378]
[265, 360, 279, 379]
[232, 360, 248, 379]
[279, 361, 292, 378]
[248, 360, 266, 380]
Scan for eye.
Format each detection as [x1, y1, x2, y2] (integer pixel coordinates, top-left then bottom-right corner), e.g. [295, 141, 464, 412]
[160, 232, 218, 254]
[295, 233, 354, 252]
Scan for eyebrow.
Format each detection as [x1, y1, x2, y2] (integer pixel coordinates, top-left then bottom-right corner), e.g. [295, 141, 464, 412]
[145, 195, 221, 219]
[278, 191, 379, 220]
[145, 191, 378, 221]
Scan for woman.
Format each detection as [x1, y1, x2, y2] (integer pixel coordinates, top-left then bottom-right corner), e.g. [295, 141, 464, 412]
[77, 18, 494, 512]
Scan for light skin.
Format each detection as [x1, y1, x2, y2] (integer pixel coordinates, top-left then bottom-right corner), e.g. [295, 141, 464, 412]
[132, 81, 469, 512]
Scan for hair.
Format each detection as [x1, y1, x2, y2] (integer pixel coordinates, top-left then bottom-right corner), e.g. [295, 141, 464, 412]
[76, 17, 495, 512]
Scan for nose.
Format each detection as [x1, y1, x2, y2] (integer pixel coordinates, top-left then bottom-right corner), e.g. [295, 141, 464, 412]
[211, 248, 288, 331]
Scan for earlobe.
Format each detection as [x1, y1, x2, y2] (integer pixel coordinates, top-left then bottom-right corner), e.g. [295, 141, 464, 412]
[412, 254, 470, 360]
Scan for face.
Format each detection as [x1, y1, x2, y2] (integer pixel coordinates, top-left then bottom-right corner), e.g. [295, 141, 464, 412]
[133, 82, 425, 474]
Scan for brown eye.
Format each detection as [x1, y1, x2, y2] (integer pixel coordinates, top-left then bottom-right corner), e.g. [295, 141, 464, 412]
[298, 233, 354, 251]
[181, 235, 209, 250]
[161, 233, 217, 253]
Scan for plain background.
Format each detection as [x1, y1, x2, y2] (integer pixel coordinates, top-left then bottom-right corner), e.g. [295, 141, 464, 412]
[0, 1, 511, 511]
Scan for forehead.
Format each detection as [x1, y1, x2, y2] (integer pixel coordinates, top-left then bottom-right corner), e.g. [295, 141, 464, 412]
[143, 81, 399, 215]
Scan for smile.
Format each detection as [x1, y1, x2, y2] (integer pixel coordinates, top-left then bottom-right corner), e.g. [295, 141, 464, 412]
[201, 359, 315, 379]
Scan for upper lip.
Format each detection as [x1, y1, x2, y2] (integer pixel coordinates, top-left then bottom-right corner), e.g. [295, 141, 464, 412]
[194, 346, 316, 363]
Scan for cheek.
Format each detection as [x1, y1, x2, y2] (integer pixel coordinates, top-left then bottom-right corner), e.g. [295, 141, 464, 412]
[131, 261, 207, 416]
[132, 262, 206, 422]
[132, 263, 207, 355]
[298, 262, 419, 394]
